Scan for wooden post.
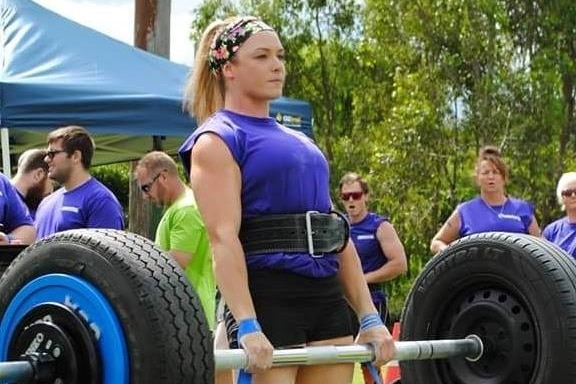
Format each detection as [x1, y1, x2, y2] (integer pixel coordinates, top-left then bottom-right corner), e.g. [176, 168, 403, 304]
[134, 0, 171, 58]
[128, 0, 171, 238]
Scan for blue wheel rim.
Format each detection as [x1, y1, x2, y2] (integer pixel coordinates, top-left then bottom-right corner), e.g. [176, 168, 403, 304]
[0, 274, 129, 383]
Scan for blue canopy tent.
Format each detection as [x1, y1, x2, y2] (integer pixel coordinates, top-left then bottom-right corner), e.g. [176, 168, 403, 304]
[0, 0, 313, 171]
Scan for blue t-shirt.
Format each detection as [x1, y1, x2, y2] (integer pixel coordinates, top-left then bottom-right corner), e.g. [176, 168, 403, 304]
[543, 218, 576, 258]
[0, 173, 33, 232]
[179, 109, 337, 278]
[35, 177, 124, 239]
[458, 196, 534, 237]
[349, 212, 388, 303]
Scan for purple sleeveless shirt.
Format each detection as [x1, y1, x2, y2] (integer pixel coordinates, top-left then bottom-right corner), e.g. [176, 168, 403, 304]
[458, 196, 534, 237]
[349, 212, 388, 303]
[543, 218, 576, 258]
[179, 110, 339, 278]
[350, 213, 388, 273]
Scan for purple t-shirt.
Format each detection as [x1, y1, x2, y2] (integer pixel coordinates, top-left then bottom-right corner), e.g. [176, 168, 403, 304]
[0, 173, 33, 232]
[543, 218, 576, 258]
[349, 212, 388, 303]
[179, 109, 338, 278]
[458, 196, 534, 237]
[35, 177, 124, 239]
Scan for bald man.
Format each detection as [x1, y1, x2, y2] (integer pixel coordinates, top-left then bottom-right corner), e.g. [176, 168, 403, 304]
[12, 149, 54, 219]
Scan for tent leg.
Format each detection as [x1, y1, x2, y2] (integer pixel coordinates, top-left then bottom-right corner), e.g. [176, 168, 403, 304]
[1, 128, 11, 177]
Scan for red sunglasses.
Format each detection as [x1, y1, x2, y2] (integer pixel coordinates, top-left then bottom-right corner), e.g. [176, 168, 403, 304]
[340, 192, 364, 201]
[562, 189, 576, 198]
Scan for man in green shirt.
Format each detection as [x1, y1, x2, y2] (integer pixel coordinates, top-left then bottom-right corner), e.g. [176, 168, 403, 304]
[135, 151, 216, 329]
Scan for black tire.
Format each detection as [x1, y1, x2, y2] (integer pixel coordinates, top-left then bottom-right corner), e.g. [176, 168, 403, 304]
[400, 232, 576, 384]
[0, 229, 213, 384]
[0, 245, 26, 275]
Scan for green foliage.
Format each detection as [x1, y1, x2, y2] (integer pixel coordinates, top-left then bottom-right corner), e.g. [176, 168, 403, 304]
[189, 0, 239, 43]
[187, 0, 576, 320]
[91, 163, 130, 212]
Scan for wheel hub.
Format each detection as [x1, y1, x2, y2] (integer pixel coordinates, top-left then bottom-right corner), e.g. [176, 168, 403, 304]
[8, 303, 100, 384]
[441, 287, 537, 384]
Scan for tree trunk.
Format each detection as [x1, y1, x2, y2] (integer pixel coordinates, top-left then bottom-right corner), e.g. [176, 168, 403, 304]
[128, 0, 171, 239]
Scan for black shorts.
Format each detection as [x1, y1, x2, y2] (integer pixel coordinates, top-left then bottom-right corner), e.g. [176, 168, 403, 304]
[226, 269, 352, 348]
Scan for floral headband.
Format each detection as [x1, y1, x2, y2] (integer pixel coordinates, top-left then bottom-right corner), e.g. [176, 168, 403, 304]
[208, 17, 274, 73]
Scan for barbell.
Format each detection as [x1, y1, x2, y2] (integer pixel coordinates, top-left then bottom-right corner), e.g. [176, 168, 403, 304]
[0, 230, 574, 383]
[0, 336, 484, 382]
[215, 335, 483, 370]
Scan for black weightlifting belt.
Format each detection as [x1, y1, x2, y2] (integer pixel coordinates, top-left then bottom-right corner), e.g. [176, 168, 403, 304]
[239, 211, 349, 257]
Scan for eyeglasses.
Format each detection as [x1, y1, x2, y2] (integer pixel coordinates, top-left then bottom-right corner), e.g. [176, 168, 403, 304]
[140, 172, 163, 193]
[340, 191, 364, 201]
[561, 189, 576, 198]
[46, 149, 66, 159]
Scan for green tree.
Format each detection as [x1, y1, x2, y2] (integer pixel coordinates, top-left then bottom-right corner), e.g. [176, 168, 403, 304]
[502, 0, 576, 224]
[186, 0, 576, 318]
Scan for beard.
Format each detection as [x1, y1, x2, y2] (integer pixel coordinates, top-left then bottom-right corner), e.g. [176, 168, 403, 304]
[24, 184, 49, 211]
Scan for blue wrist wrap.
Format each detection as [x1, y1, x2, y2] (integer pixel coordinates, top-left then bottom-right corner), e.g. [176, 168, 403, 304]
[359, 313, 383, 332]
[358, 314, 385, 384]
[238, 318, 261, 339]
[236, 319, 262, 384]
[362, 361, 383, 384]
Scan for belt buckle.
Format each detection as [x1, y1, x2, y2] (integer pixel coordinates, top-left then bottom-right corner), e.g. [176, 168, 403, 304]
[305, 210, 324, 258]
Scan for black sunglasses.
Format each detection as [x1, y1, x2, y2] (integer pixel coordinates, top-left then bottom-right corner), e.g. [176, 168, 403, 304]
[340, 191, 364, 201]
[561, 189, 576, 198]
[46, 149, 66, 159]
[140, 171, 164, 193]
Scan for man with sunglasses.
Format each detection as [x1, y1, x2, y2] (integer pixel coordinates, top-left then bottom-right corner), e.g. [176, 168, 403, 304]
[338, 173, 407, 326]
[34, 125, 124, 238]
[134, 151, 216, 330]
[543, 172, 576, 258]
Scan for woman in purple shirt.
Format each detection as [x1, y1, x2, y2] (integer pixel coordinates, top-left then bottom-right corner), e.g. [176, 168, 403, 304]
[339, 173, 407, 328]
[543, 172, 576, 258]
[430, 146, 540, 254]
[178, 16, 394, 384]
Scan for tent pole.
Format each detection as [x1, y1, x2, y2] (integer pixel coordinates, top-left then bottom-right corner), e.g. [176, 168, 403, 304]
[1, 128, 11, 177]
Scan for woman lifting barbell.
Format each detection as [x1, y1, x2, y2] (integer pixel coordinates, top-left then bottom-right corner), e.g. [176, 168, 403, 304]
[178, 15, 395, 384]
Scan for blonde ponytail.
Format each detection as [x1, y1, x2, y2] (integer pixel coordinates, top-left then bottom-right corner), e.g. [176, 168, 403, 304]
[183, 18, 238, 125]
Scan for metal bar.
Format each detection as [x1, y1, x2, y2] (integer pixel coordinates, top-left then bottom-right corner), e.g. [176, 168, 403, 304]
[1, 128, 12, 178]
[215, 335, 483, 370]
[0, 361, 34, 383]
